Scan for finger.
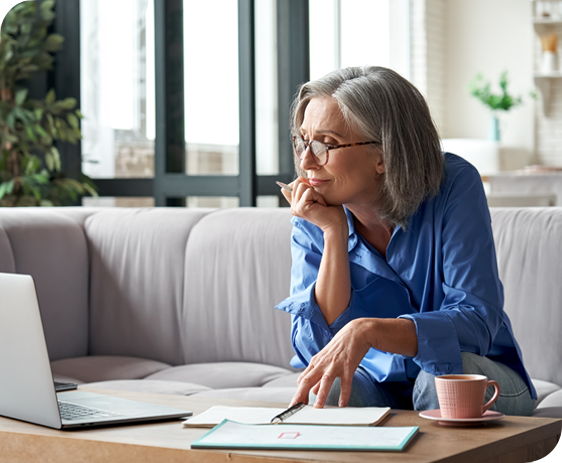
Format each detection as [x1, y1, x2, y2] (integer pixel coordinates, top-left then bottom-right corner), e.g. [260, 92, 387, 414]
[289, 390, 308, 408]
[293, 180, 312, 205]
[311, 381, 321, 396]
[301, 187, 327, 208]
[314, 195, 327, 207]
[280, 188, 292, 205]
[296, 176, 310, 186]
[337, 373, 353, 408]
[290, 376, 316, 406]
[296, 361, 316, 386]
[291, 177, 309, 195]
[313, 373, 336, 408]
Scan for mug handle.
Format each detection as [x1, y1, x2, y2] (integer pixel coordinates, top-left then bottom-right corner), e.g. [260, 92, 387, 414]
[482, 380, 501, 413]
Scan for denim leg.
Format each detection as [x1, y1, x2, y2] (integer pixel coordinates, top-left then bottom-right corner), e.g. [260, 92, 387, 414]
[412, 369, 440, 411]
[459, 352, 536, 416]
[311, 367, 413, 409]
[413, 352, 536, 416]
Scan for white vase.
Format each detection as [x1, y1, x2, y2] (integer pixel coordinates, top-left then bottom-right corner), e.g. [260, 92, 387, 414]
[542, 51, 557, 73]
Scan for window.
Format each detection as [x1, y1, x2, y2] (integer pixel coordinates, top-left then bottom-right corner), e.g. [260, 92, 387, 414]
[309, 0, 410, 81]
[58, 1, 408, 208]
[184, 0, 239, 176]
[255, 0, 278, 176]
[80, 0, 156, 179]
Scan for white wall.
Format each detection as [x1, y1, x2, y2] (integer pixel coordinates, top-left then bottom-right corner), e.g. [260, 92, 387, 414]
[443, 0, 535, 158]
[410, 0, 447, 131]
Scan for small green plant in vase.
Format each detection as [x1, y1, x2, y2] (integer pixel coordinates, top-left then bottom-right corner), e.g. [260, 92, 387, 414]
[467, 71, 526, 142]
[0, 0, 97, 207]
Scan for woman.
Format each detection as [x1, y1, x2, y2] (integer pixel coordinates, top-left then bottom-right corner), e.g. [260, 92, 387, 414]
[275, 66, 536, 415]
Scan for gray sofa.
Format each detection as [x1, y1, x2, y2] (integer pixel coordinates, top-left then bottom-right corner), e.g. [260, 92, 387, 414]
[0, 206, 561, 418]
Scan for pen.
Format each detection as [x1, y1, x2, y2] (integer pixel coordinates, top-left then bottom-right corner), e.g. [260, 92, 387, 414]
[270, 402, 306, 424]
[275, 181, 293, 193]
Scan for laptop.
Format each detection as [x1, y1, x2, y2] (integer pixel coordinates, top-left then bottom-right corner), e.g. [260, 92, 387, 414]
[0, 272, 192, 429]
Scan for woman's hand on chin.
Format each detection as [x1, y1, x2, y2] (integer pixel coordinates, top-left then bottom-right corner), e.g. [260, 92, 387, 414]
[289, 319, 373, 409]
[282, 177, 347, 234]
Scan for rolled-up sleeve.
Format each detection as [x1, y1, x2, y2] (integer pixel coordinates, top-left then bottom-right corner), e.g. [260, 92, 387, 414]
[399, 165, 504, 376]
[275, 218, 354, 367]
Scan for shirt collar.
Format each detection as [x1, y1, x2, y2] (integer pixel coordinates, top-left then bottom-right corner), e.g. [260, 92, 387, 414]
[344, 206, 358, 252]
[343, 205, 407, 287]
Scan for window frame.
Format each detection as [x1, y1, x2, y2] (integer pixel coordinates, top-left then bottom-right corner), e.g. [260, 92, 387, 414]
[53, 0, 309, 207]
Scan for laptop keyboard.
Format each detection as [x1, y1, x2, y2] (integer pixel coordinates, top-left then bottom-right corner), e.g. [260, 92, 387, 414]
[58, 401, 123, 421]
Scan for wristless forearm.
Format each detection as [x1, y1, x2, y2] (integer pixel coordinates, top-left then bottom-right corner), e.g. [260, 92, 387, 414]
[360, 318, 418, 357]
[315, 227, 351, 326]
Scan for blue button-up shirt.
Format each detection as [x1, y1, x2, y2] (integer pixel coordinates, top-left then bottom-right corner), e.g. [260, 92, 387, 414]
[275, 153, 536, 399]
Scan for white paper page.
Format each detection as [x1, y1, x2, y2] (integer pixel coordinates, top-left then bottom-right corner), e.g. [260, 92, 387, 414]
[195, 420, 416, 449]
[284, 405, 390, 425]
[183, 406, 284, 426]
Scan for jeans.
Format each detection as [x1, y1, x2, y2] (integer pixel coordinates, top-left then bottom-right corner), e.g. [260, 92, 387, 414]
[313, 366, 414, 410]
[319, 352, 536, 416]
[413, 352, 536, 416]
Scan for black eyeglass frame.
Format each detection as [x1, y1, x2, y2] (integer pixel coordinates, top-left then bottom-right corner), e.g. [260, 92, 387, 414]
[292, 135, 381, 166]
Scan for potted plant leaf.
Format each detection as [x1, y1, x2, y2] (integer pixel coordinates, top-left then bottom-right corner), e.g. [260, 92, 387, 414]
[467, 71, 526, 142]
[0, 0, 97, 207]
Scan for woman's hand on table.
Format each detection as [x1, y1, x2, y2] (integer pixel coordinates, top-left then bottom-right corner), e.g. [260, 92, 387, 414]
[289, 318, 372, 409]
[281, 177, 347, 235]
[288, 318, 418, 408]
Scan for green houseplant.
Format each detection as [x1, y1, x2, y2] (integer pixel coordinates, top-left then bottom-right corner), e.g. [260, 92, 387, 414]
[468, 71, 525, 142]
[0, 0, 96, 207]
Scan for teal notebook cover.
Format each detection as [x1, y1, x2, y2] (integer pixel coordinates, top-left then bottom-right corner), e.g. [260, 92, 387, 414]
[191, 419, 419, 452]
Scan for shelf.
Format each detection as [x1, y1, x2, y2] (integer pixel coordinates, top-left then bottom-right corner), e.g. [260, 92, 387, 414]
[533, 75, 561, 116]
[534, 72, 562, 78]
[533, 17, 562, 24]
[533, 2, 562, 116]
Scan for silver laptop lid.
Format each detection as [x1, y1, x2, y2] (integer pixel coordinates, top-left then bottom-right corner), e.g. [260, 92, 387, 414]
[0, 273, 62, 429]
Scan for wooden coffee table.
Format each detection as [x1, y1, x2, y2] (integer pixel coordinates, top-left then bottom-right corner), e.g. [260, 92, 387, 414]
[0, 389, 560, 463]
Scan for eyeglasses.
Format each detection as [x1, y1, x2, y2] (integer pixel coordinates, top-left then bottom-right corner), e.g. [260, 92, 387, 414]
[292, 135, 381, 166]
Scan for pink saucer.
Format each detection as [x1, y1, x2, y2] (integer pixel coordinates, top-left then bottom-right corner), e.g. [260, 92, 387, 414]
[419, 409, 505, 426]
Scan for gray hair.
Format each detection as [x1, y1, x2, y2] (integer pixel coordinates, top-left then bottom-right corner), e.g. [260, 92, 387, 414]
[291, 66, 444, 228]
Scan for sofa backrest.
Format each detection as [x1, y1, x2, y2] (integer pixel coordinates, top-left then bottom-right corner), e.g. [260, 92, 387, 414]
[84, 207, 295, 369]
[0, 207, 296, 369]
[490, 207, 562, 386]
[1, 206, 560, 384]
[0, 209, 91, 361]
[85, 208, 213, 366]
[181, 208, 295, 369]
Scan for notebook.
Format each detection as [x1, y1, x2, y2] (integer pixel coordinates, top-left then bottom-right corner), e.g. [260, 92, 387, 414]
[191, 419, 419, 452]
[0, 272, 192, 430]
[183, 404, 391, 428]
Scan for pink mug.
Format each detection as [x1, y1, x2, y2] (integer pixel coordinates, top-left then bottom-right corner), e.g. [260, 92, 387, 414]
[435, 374, 500, 419]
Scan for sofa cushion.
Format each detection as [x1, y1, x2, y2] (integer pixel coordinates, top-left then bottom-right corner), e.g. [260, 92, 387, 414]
[81, 380, 211, 396]
[490, 208, 562, 387]
[0, 209, 89, 361]
[51, 356, 171, 383]
[181, 208, 295, 369]
[535, 389, 562, 410]
[191, 387, 296, 404]
[145, 362, 293, 389]
[532, 379, 562, 406]
[262, 372, 301, 388]
[85, 208, 213, 365]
